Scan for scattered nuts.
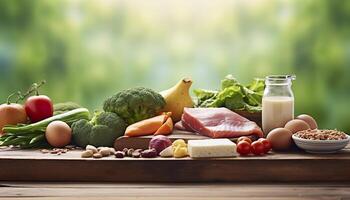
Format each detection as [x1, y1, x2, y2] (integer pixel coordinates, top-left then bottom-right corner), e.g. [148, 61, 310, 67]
[131, 151, 141, 158]
[81, 150, 93, 158]
[115, 151, 125, 158]
[110, 148, 155, 159]
[50, 150, 58, 154]
[100, 148, 112, 157]
[141, 148, 157, 158]
[65, 145, 76, 150]
[109, 148, 116, 155]
[86, 145, 98, 153]
[135, 149, 143, 153]
[40, 149, 50, 154]
[61, 149, 68, 153]
[123, 148, 129, 154]
[82, 146, 116, 158]
[40, 148, 70, 155]
[97, 146, 105, 151]
[93, 153, 103, 158]
[127, 148, 134, 157]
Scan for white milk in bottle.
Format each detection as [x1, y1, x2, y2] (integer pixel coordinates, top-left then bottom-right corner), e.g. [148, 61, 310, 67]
[262, 75, 295, 135]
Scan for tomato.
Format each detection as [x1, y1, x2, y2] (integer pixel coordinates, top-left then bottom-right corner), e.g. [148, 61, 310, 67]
[237, 136, 252, 144]
[258, 138, 272, 153]
[236, 141, 251, 156]
[25, 95, 53, 122]
[251, 141, 265, 155]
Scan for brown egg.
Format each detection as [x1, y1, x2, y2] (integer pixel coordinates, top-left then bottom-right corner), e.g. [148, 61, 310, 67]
[296, 114, 318, 129]
[284, 119, 310, 134]
[45, 121, 72, 147]
[267, 128, 293, 151]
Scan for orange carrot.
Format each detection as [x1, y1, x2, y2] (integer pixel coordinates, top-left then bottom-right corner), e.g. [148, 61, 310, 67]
[125, 114, 167, 137]
[154, 117, 173, 135]
[161, 112, 172, 120]
[164, 112, 172, 118]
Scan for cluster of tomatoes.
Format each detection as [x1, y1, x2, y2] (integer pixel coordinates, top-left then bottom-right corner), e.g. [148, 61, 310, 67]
[236, 136, 272, 156]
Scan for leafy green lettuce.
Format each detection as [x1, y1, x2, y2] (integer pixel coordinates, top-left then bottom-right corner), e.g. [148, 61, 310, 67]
[194, 75, 265, 113]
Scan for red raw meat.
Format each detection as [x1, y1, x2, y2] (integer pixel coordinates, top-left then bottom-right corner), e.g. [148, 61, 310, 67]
[182, 107, 263, 138]
[174, 121, 186, 131]
[174, 119, 194, 132]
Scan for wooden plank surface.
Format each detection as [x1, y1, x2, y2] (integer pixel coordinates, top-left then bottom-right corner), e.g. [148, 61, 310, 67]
[0, 182, 350, 200]
[114, 131, 258, 150]
[0, 144, 349, 182]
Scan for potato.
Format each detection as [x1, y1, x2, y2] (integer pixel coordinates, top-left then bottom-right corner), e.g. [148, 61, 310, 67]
[45, 121, 72, 147]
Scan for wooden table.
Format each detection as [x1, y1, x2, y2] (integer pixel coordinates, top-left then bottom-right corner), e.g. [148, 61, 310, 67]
[0, 145, 349, 182]
[0, 145, 349, 199]
[1, 182, 350, 199]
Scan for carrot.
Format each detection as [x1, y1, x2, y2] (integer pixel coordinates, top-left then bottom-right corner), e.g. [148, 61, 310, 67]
[154, 117, 173, 135]
[125, 114, 168, 137]
[161, 112, 172, 120]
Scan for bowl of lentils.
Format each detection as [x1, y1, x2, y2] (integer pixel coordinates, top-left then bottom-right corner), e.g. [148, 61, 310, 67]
[292, 129, 349, 153]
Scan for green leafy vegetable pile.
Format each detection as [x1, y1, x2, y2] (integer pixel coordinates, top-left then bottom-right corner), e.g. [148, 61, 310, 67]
[194, 74, 265, 113]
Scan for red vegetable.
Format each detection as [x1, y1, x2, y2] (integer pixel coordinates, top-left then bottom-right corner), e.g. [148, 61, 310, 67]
[251, 141, 265, 155]
[236, 141, 251, 156]
[149, 135, 172, 155]
[258, 138, 272, 153]
[25, 95, 53, 122]
[0, 103, 27, 135]
[237, 136, 252, 144]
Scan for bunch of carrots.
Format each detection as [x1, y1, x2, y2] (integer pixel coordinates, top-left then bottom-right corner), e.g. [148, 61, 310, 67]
[125, 112, 173, 137]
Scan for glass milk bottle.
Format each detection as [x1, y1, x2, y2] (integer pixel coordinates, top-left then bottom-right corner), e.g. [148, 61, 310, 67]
[262, 75, 295, 135]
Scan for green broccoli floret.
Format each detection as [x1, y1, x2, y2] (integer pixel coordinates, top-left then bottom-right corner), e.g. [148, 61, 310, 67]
[71, 119, 92, 147]
[103, 87, 166, 124]
[71, 111, 127, 147]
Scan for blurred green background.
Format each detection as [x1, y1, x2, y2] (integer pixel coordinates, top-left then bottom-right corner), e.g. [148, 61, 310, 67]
[0, 0, 349, 132]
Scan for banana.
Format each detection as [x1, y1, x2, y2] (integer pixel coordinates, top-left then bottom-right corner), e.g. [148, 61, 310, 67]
[160, 78, 194, 122]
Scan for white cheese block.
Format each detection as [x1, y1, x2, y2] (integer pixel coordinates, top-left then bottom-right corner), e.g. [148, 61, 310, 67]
[188, 139, 237, 158]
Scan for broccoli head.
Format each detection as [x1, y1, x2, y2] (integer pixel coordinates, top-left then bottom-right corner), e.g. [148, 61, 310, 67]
[71, 111, 127, 147]
[71, 119, 92, 147]
[103, 87, 166, 124]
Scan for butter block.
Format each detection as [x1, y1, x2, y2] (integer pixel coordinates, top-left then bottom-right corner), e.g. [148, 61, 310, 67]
[188, 139, 237, 158]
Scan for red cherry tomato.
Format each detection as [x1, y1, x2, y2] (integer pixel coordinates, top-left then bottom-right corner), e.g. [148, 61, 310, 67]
[258, 138, 272, 153]
[237, 136, 252, 144]
[251, 141, 265, 155]
[25, 95, 53, 122]
[236, 141, 252, 156]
